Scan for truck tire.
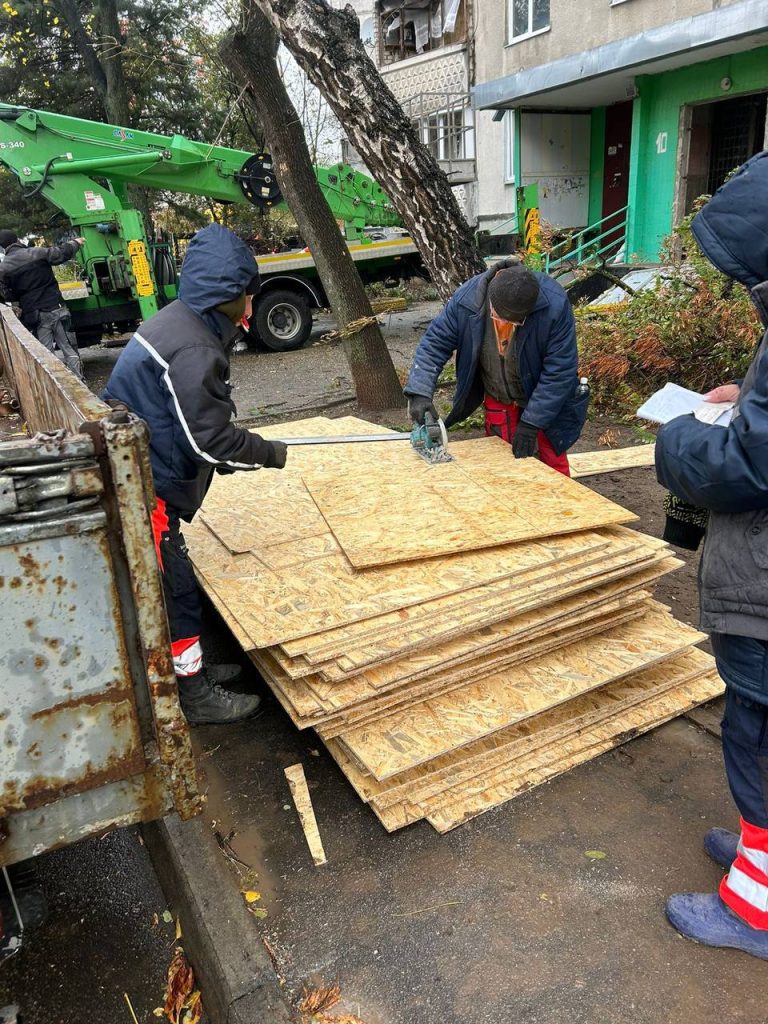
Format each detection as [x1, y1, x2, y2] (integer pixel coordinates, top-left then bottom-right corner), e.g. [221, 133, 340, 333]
[254, 290, 312, 351]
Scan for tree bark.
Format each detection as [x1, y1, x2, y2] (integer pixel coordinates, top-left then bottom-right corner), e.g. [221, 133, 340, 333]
[248, 0, 485, 302]
[220, 9, 404, 411]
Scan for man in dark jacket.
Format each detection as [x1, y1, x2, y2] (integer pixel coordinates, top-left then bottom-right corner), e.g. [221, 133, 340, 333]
[656, 151, 768, 958]
[104, 224, 287, 726]
[404, 260, 588, 473]
[0, 230, 85, 379]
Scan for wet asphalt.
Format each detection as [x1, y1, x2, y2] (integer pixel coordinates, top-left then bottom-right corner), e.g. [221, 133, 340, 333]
[0, 828, 189, 1024]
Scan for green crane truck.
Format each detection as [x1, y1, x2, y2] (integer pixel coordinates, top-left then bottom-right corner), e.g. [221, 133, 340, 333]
[0, 104, 422, 350]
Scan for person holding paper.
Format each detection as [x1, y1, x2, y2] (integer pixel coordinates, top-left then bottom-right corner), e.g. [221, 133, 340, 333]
[655, 152, 768, 959]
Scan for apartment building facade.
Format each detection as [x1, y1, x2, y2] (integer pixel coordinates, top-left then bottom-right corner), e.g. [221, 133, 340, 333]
[351, 0, 767, 263]
[474, 0, 768, 260]
[344, 0, 478, 221]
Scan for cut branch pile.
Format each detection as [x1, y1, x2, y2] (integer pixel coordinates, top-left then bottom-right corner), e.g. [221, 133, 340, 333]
[186, 417, 720, 832]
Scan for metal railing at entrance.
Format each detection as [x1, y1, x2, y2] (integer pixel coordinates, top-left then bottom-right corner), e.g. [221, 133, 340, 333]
[544, 206, 629, 273]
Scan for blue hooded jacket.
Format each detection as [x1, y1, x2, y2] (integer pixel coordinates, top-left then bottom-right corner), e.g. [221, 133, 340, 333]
[655, 151, 768, 699]
[656, 153, 768, 513]
[404, 261, 587, 454]
[103, 225, 283, 518]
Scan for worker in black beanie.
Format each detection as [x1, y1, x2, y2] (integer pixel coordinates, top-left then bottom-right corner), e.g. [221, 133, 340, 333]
[405, 258, 587, 474]
[0, 228, 85, 379]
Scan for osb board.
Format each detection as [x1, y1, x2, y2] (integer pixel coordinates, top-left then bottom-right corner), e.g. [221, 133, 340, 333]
[325, 647, 714, 811]
[424, 670, 725, 832]
[322, 551, 677, 676]
[370, 669, 724, 833]
[306, 585, 653, 703]
[186, 514, 617, 649]
[299, 551, 680, 679]
[280, 526, 669, 663]
[302, 436, 637, 568]
[338, 605, 705, 781]
[255, 599, 648, 730]
[315, 605, 649, 739]
[569, 445, 656, 478]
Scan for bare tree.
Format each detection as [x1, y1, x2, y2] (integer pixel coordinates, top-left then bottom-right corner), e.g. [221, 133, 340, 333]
[248, 0, 485, 301]
[220, 6, 404, 411]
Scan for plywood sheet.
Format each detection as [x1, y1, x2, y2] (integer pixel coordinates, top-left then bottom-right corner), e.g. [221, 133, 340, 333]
[570, 445, 656, 478]
[338, 605, 705, 781]
[325, 648, 714, 811]
[303, 436, 637, 568]
[258, 600, 648, 731]
[187, 514, 620, 649]
[305, 551, 679, 678]
[424, 671, 724, 832]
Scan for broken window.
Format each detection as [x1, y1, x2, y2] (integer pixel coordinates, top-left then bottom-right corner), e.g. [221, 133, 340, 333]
[508, 0, 549, 43]
[413, 106, 474, 162]
[378, 0, 467, 65]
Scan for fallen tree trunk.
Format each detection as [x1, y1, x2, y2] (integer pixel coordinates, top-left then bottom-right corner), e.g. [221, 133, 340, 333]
[220, 9, 404, 411]
[249, 0, 486, 301]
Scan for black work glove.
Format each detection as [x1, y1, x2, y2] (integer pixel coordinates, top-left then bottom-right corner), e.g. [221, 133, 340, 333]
[264, 440, 287, 469]
[512, 420, 539, 459]
[407, 394, 438, 426]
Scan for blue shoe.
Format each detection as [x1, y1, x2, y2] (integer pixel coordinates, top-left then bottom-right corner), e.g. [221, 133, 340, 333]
[703, 827, 739, 869]
[666, 893, 768, 959]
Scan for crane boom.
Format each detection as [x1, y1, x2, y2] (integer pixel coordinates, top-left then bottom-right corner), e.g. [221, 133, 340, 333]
[0, 104, 405, 336]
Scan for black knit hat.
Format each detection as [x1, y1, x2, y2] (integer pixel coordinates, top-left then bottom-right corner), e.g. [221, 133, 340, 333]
[0, 230, 18, 249]
[488, 265, 539, 322]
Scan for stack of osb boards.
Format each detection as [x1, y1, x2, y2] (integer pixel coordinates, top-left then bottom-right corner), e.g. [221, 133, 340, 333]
[186, 416, 722, 833]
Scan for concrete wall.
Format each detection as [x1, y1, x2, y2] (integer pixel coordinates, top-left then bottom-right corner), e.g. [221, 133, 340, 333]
[627, 46, 768, 259]
[474, 0, 742, 86]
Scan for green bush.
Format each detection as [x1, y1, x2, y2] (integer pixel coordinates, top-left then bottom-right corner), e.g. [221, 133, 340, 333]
[577, 207, 762, 420]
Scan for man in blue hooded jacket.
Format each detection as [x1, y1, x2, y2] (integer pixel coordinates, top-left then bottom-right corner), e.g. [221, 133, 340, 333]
[404, 259, 588, 473]
[656, 152, 768, 958]
[104, 224, 287, 725]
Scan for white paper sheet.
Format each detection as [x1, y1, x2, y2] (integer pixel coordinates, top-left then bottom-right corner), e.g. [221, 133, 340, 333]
[636, 382, 734, 426]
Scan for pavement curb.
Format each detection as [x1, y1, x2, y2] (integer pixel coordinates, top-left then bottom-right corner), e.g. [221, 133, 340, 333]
[143, 815, 293, 1024]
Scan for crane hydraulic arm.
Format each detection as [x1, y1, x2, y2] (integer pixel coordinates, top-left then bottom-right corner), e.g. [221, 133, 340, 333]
[0, 104, 402, 331]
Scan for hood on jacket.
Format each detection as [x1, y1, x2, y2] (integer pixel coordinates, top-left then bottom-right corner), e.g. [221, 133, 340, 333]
[178, 224, 259, 316]
[691, 151, 768, 291]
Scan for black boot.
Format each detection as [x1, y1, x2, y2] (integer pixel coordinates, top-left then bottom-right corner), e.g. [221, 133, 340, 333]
[206, 662, 244, 687]
[178, 671, 261, 725]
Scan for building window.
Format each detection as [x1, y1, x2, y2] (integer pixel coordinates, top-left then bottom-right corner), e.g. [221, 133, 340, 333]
[507, 0, 549, 43]
[503, 110, 515, 184]
[379, 0, 466, 66]
[414, 106, 474, 162]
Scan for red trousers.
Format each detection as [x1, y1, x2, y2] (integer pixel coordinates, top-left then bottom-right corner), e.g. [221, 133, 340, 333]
[484, 396, 570, 476]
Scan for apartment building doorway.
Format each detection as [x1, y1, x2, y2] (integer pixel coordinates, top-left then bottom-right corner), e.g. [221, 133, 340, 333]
[676, 90, 768, 220]
[601, 100, 633, 252]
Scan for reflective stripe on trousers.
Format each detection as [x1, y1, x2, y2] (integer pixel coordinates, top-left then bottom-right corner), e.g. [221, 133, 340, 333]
[721, 817, 768, 929]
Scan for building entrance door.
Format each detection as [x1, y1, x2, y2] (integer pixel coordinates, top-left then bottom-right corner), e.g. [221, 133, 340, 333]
[601, 100, 633, 253]
[677, 91, 767, 219]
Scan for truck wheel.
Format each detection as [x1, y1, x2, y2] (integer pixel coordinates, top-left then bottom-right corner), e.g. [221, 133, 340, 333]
[254, 290, 312, 351]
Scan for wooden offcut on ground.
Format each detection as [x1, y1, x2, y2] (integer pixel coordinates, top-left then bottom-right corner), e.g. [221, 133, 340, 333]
[186, 417, 720, 833]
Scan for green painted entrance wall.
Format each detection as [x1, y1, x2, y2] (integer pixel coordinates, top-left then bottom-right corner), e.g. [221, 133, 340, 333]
[588, 107, 606, 225]
[626, 47, 768, 261]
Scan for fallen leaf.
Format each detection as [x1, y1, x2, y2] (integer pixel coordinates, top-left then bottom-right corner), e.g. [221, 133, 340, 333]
[585, 850, 607, 860]
[299, 982, 341, 1015]
[175, 918, 182, 941]
[153, 1010, 164, 1018]
[162, 910, 173, 924]
[242, 890, 261, 903]
[249, 907, 268, 919]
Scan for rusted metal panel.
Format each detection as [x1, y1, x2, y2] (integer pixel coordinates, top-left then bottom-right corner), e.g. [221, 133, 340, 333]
[101, 416, 201, 820]
[0, 766, 171, 866]
[0, 516, 144, 817]
[0, 300, 201, 864]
